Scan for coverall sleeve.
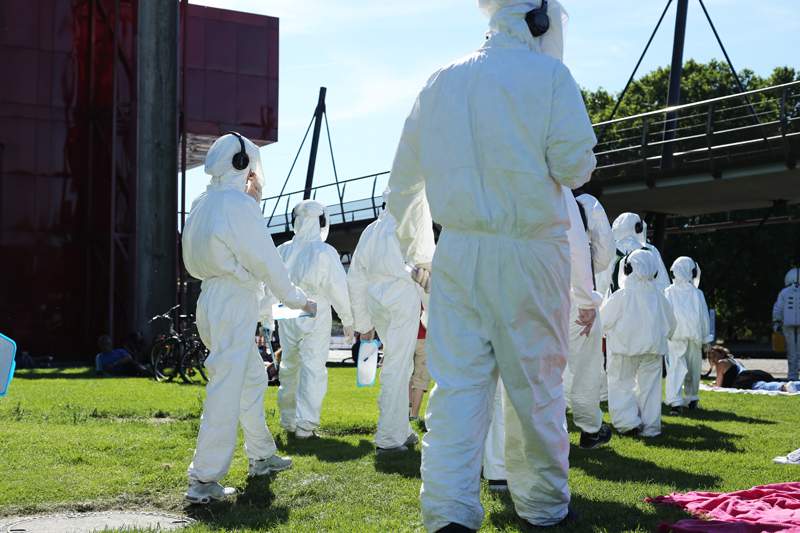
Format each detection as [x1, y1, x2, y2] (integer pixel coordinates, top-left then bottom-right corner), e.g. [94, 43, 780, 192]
[546, 65, 597, 190]
[259, 289, 279, 332]
[773, 290, 785, 323]
[599, 293, 622, 334]
[324, 248, 354, 329]
[346, 235, 374, 334]
[577, 194, 616, 273]
[564, 187, 602, 309]
[228, 201, 308, 309]
[664, 295, 678, 341]
[387, 95, 436, 265]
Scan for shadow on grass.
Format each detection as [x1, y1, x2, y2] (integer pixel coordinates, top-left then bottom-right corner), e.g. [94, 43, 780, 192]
[670, 407, 777, 426]
[373, 447, 422, 479]
[12, 368, 104, 380]
[485, 493, 695, 533]
[274, 432, 376, 462]
[642, 421, 746, 453]
[570, 446, 721, 492]
[184, 475, 290, 530]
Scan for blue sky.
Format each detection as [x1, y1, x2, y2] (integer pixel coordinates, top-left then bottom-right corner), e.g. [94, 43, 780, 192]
[183, 0, 799, 223]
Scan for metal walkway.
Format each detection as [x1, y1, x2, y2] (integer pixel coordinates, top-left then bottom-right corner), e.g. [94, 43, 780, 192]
[262, 81, 800, 252]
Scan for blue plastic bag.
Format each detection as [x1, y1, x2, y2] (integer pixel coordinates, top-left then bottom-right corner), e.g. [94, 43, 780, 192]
[356, 340, 380, 387]
[0, 333, 18, 397]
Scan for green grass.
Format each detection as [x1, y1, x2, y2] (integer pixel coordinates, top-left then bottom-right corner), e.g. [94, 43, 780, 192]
[1, 367, 799, 532]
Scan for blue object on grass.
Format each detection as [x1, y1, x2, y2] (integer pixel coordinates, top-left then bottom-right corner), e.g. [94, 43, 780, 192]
[0, 333, 18, 397]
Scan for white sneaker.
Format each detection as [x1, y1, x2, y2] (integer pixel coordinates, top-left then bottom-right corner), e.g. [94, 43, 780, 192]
[404, 432, 420, 447]
[248, 454, 293, 476]
[184, 480, 236, 504]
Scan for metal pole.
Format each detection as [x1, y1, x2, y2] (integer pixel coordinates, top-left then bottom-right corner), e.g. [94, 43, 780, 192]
[661, 0, 688, 171]
[304, 87, 327, 200]
[179, 0, 188, 315]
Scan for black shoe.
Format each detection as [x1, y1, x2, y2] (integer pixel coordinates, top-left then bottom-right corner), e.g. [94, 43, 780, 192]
[526, 507, 579, 530]
[669, 405, 683, 416]
[435, 523, 476, 533]
[487, 479, 508, 491]
[687, 400, 700, 410]
[579, 423, 612, 449]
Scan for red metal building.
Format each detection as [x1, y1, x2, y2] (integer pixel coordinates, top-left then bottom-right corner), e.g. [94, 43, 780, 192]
[0, 1, 279, 361]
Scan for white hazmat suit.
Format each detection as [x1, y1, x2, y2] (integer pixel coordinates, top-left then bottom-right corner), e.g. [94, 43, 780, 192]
[773, 268, 800, 380]
[386, 0, 596, 528]
[664, 257, 712, 409]
[276, 200, 354, 437]
[183, 133, 309, 486]
[347, 190, 421, 451]
[600, 249, 676, 437]
[562, 191, 614, 436]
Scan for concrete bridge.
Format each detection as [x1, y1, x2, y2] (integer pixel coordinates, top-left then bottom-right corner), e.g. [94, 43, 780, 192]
[261, 81, 800, 256]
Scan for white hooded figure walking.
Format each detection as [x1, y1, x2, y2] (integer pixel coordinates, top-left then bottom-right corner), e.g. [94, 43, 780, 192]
[275, 200, 355, 439]
[386, 0, 597, 529]
[664, 257, 713, 415]
[601, 249, 676, 438]
[181, 132, 316, 504]
[347, 188, 422, 454]
[773, 268, 800, 380]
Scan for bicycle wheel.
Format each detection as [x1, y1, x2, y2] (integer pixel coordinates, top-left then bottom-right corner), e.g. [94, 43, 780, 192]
[148, 337, 167, 368]
[179, 343, 209, 384]
[153, 341, 181, 382]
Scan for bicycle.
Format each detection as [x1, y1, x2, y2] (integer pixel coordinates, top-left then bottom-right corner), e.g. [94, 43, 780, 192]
[178, 320, 209, 384]
[148, 306, 208, 383]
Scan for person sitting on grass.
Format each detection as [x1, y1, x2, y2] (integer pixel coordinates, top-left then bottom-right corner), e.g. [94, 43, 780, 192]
[96, 335, 150, 377]
[708, 345, 800, 392]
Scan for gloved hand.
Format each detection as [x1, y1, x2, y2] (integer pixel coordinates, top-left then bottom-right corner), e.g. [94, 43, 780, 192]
[344, 325, 355, 345]
[302, 299, 318, 318]
[575, 307, 597, 337]
[702, 343, 711, 353]
[360, 328, 376, 342]
[414, 262, 433, 294]
[245, 171, 262, 204]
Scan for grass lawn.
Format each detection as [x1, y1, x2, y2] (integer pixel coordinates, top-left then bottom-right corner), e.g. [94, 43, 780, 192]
[1, 365, 799, 532]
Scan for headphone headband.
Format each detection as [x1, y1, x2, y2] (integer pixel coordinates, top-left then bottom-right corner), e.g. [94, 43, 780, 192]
[224, 131, 250, 171]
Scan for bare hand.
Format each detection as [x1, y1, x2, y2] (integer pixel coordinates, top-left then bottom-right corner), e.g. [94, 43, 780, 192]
[414, 262, 432, 294]
[575, 307, 597, 337]
[302, 299, 318, 318]
[245, 171, 262, 203]
[360, 328, 376, 342]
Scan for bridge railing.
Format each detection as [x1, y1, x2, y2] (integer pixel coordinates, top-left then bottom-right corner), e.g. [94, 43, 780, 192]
[261, 171, 390, 233]
[591, 81, 800, 188]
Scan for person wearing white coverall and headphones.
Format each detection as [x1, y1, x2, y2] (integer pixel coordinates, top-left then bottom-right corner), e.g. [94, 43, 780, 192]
[600, 249, 676, 438]
[773, 268, 800, 380]
[181, 132, 317, 504]
[664, 257, 712, 415]
[386, 0, 596, 529]
[482, 188, 607, 491]
[347, 189, 424, 453]
[596, 212, 670, 297]
[275, 200, 355, 439]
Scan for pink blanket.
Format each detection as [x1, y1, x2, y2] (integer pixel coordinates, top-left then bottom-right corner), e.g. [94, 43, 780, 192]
[647, 483, 800, 532]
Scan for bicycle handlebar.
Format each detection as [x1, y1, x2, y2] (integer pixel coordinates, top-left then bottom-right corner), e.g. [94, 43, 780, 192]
[148, 303, 181, 323]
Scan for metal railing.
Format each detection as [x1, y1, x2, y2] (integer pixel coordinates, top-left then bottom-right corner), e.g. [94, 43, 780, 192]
[262, 171, 390, 233]
[590, 81, 800, 188]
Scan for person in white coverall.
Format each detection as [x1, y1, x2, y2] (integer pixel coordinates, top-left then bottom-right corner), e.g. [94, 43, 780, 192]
[386, 0, 597, 528]
[181, 132, 316, 504]
[600, 249, 676, 437]
[347, 189, 422, 453]
[773, 268, 800, 380]
[596, 212, 670, 297]
[275, 200, 355, 439]
[563, 190, 616, 449]
[483, 188, 606, 490]
[664, 256, 712, 415]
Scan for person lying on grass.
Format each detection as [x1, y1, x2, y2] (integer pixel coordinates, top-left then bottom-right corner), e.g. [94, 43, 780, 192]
[708, 346, 800, 392]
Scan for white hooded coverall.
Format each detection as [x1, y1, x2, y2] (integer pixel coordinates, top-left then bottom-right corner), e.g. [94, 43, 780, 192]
[276, 200, 354, 434]
[664, 257, 712, 408]
[347, 190, 421, 450]
[774, 268, 800, 380]
[600, 249, 676, 437]
[386, 0, 597, 528]
[562, 191, 614, 434]
[183, 134, 308, 483]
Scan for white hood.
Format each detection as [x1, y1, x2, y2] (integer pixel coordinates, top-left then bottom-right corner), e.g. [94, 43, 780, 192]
[291, 199, 330, 243]
[204, 133, 265, 192]
[785, 268, 800, 287]
[478, 0, 568, 61]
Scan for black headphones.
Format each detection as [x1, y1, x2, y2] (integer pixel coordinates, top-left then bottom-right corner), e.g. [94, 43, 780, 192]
[525, 0, 549, 37]
[635, 215, 644, 235]
[291, 206, 327, 230]
[691, 260, 698, 279]
[224, 131, 250, 171]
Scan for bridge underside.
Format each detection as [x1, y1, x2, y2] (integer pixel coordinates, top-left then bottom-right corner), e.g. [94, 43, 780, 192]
[594, 161, 800, 222]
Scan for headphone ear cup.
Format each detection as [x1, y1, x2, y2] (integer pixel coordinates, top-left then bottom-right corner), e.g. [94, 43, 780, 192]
[232, 151, 249, 171]
[525, 2, 549, 37]
[623, 257, 633, 276]
[319, 214, 326, 228]
[635, 220, 643, 234]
